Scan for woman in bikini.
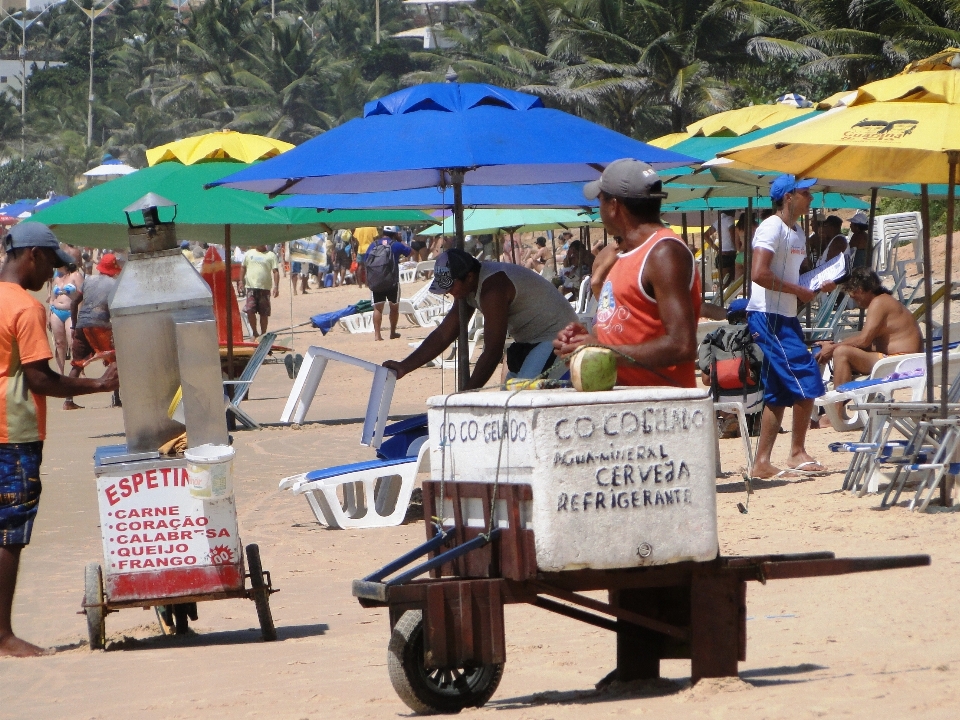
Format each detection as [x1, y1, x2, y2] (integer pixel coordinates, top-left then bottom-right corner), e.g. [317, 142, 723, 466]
[48, 263, 84, 374]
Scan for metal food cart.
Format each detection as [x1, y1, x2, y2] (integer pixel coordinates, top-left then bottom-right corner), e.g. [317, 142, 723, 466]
[82, 195, 276, 648]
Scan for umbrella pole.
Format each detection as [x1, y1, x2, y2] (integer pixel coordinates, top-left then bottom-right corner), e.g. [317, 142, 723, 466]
[602, 229, 607, 248]
[745, 198, 753, 298]
[866, 188, 879, 270]
[940, 153, 958, 421]
[224, 224, 234, 381]
[717, 211, 725, 308]
[452, 171, 469, 391]
[681, 213, 689, 248]
[550, 230, 558, 277]
[700, 210, 706, 305]
[510, 231, 517, 264]
[921, 185, 935, 403]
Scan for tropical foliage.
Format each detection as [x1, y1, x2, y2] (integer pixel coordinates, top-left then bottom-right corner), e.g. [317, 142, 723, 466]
[0, 0, 958, 198]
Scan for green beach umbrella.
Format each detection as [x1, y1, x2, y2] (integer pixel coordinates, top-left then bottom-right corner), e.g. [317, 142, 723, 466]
[419, 208, 597, 236]
[26, 161, 434, 249]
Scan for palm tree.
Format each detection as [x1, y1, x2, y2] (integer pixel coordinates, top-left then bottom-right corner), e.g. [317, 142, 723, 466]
[783, 0, 960, 89]
[519, 0, 815, 139]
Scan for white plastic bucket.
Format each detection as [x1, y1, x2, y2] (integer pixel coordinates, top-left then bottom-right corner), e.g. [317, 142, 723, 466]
[184, 444, 235, 499]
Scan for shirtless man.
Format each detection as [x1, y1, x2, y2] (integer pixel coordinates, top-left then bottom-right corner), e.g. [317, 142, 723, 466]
[816, 267, 922, 388]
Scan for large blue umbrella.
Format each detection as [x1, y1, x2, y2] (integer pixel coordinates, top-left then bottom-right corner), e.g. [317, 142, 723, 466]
[211, 83, 699, 196]
[213, 82, 698, 388]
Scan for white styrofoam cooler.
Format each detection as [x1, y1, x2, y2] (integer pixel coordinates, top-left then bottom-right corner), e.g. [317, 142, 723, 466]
[427, 387, 718, 572]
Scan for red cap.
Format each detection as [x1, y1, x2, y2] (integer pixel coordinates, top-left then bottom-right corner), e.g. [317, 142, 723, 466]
[97, 253, 122, 277]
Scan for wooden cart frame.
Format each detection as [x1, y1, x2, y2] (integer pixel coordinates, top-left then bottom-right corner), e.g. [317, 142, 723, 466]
[354, 481, 930, 714]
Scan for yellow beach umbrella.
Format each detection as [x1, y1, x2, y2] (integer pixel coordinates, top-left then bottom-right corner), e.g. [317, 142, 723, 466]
[716, 101, 960, 184]
[719, 60, 960, 419]
[649, 104, 813, 148]
[146, 130, 293, 166]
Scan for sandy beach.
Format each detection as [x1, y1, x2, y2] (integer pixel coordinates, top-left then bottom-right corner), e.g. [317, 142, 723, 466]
[2, 275, 958, 720]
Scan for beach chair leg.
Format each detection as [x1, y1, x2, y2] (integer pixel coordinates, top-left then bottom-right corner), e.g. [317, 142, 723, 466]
[341, 481, 367, 519]
[304, 489, 342, 529]
[229, 402, 260, 429]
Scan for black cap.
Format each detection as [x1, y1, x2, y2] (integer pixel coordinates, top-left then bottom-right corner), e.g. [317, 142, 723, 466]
[429, 248, 481, 294]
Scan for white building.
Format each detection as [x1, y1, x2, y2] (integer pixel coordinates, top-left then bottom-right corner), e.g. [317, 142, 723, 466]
[0, 59, 66, 101]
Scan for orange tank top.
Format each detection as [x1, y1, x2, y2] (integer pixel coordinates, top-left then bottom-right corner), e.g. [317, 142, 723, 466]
[593, 229, 701, 388]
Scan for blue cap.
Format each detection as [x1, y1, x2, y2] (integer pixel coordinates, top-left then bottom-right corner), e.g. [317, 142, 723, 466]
[727, 298, 749, 323]
[769, 175, 816, 202]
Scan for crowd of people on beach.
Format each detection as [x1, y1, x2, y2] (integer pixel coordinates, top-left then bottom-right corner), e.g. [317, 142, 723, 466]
[0, 158, 928, 658]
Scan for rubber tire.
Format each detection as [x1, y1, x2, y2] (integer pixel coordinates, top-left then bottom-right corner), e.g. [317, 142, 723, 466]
[84, 563, 106, 650]
[246, 544, 277, 641]
[387, 610, 504, 715]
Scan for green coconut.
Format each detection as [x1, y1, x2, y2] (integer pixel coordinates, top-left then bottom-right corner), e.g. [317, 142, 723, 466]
[570, 346, 618, 392]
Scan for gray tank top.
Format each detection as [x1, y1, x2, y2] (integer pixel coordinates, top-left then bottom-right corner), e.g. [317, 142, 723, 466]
[466, 262, 578, 344]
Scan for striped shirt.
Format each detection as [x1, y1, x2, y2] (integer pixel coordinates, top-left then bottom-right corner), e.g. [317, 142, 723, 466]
[1, 282, 53, 443]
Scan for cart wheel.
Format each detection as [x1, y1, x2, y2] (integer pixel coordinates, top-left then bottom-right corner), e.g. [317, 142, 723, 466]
[387, 610, 503, 715]
[246, 544, 277, 642]
[173, 604, 191, 635]
[84, 563, 106, 650]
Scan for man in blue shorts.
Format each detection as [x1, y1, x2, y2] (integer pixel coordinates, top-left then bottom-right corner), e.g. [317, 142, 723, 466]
[1, 224, 118, 656]
[747, 175, 836, 479]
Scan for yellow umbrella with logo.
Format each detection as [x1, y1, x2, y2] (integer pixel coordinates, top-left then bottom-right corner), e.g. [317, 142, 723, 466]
[146, 130, 293, 166]
[719, 61, 960, 422]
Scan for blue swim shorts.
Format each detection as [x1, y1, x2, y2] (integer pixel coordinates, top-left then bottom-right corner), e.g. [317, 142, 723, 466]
[0, 442, 43, 546]
[747, 312, 825, 408]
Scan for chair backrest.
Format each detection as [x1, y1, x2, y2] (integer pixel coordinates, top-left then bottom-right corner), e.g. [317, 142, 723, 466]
[415, 260, 435, 279]
[575, 274, 592, 313]
[873, 212, 922, 273]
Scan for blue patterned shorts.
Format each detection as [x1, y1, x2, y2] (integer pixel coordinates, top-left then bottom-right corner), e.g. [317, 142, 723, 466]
[0, 442, 43, 546]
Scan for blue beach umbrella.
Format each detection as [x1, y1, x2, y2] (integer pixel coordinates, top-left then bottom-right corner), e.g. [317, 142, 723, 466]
[211, 83, 699, 196]
[213, 82, 698, 388]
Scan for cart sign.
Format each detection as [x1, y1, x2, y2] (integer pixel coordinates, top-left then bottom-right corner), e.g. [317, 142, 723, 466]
[428, 388, 719, 572]
[96, 462, 243, 602]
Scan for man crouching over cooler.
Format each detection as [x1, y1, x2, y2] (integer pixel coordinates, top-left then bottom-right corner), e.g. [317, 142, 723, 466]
[554, 159, 701, 387]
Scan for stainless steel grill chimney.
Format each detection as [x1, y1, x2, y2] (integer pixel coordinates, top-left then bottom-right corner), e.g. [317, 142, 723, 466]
[108, 194, 228, 453]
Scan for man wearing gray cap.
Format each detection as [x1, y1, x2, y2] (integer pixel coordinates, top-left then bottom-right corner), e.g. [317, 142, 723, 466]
[555, 159, 701, 387]
[383, 247, 577, 388]
[0, 223, 119, 657]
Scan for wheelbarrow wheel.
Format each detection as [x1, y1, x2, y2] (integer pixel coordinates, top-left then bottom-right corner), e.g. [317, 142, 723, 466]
[245, 544, 277, 641]
[387, 610, 503, 715]
[84, 563, 106, 650]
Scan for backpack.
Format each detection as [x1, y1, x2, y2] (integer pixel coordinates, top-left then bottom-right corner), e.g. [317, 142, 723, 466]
[697, 324, 764, 404]
[365, 241, 398, 293]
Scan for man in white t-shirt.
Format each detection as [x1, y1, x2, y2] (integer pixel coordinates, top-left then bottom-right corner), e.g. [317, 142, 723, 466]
[747, 175, 836, 479]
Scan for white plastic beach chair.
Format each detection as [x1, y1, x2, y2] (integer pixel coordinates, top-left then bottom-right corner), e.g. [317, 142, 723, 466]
[414, 260, 435, 280]
[399, 262, 417, 284]
[338, 311, 374, 333]
[817, 351, 960, 432]
[281, 346, 397, 448]
[281, 441, 429, 529]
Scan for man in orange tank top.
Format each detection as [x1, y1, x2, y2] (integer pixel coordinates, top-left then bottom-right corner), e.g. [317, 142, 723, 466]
[554, 159, 700, 387]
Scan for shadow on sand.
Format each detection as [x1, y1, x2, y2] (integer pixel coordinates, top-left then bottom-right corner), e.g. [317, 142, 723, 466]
[104, 622, 328, 652]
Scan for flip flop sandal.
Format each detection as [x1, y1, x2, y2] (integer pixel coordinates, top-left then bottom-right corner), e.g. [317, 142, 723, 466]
[773, 461, 830, 479]
[284, 353, 295, 379]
